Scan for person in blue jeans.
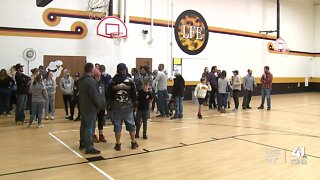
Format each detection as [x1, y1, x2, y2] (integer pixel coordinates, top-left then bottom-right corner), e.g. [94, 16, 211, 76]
[153, 64, 169, 117]
[258, 66, 273, 110]
[0, 69, 15, 116]
[171, 73, 185, 119]
[28, 75, 48, 128]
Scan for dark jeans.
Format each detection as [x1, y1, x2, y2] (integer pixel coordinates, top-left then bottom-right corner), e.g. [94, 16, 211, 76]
[209, 89, 218, 108]
[97, 109, 105, 130]
[135, 110, 150, 136]
[219, 93, 228, 109]
[0, 88, 11, 114]
[158, 90, 169, 115]
[70, 95, 80, 118]
[29, 102, 45, 125]
[80, 113, 97, 151]
[63, 95, 72, 116]
[174, 96, 183, 118]
[15, 94, 28, 122]
[242, 89, 252, 108]
[232, 90, 240, 109]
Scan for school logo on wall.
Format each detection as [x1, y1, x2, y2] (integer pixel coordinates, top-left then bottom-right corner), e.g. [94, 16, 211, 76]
[174, 10, 209, 55]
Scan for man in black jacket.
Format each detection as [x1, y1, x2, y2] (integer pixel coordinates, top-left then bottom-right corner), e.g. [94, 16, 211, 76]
[14, 63, 31, 124]
[78, 63, 101, 154]
[107, 63, 138, 151]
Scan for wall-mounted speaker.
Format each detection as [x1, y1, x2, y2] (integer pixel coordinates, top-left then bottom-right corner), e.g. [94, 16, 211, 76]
[36, 0, 53, 7]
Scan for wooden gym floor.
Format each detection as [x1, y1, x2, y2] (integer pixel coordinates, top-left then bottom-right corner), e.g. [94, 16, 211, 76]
[0, 92, 320, 180]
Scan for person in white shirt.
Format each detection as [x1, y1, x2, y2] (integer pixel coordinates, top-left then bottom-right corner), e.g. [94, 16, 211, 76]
[194, 78, 211, 119]
[231, 70, 241, 111]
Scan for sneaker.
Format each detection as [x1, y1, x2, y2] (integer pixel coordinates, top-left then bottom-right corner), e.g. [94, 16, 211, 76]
[197, 113, 202, 119]
[156, 114, 165, 118]
[45, 116, 49, 120]
[267, 107, 271, 111]
[170, 117, 178, 120]
[38, 124, 44, 128]
[114, 143, 121, 151]
[143, 135, 148, 139]
[51, 116, 54, 120]
[247, 107, 252, 109]
[131, 141, 139, 149]
[27, 124, 32, 128]
[178, 114, 183, 119]
[232, 108, 238, 112]
[99, 134, 107, 142]
[242, 107, 247, 110]
[85, 148, 101, 154]
[74, 116, 80, 121]
[65, 115, 69, 119]
[135, 134, 140, 138]
[93, 134, 99, 143]
[67, 116, 74, 121]
[258, 106, 264, 109]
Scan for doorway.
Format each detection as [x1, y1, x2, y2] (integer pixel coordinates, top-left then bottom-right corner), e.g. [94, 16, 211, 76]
[43, 55, 87, 109]
[136, 58, 152, 71]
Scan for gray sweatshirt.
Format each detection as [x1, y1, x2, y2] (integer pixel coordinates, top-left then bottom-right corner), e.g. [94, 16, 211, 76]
[44, 78, 56, 95]
[29, 83, 48, 103]
[153, 71, 167, 91]
[218, 77, 231, 94]
[60, 75, 74, 95]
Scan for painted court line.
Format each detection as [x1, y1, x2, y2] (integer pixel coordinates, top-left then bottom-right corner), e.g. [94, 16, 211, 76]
[170, 126, 189, 131]
[48, 132, 114, 179]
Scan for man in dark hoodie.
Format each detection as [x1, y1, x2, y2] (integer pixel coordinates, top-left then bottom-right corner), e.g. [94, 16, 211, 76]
[107, 63, 138, 151]
[78, 63, 101, 154]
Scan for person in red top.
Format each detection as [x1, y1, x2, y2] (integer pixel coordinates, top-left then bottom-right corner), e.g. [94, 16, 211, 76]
[258, 66, 273, 110]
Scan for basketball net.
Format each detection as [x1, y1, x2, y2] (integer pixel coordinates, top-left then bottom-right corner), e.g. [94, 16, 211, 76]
[110, 32, 123, 46]
[87, 0, 109, 19]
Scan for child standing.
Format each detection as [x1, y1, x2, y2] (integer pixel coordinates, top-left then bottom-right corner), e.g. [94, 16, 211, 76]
[194, 78, 211, 119]
[135, 81, 153, 139]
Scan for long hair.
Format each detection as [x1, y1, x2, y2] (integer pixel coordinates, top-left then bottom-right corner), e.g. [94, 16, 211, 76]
[33, 74, 42, 85]
[0, 69, 8, 80]
[221, 70, 227, 79]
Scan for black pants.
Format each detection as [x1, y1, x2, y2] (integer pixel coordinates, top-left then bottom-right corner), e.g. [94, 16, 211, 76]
[70, 95, 80, 118]
[135, 110, 149, 136]
[233, 90, 240, 109]
[97, 109, 105, 131]
[63, 95, 72, 116]
[242, 89, 252, 108]
[209, 89, 218, 108]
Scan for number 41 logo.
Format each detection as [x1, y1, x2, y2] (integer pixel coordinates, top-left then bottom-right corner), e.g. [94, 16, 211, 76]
[291, 147, 306, 158]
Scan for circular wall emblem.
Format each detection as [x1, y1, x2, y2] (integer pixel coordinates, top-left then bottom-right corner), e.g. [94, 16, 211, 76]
[174, 10, 209, 55]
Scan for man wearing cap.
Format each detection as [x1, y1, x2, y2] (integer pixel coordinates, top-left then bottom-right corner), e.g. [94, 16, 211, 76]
[106, 63, 138, 151]
[14, 63, 31, 124]
[242, 69, 257, 109]
[258, 66, 273, 110]
[231, 70, 241, 111]
[78, 63, 102, 154]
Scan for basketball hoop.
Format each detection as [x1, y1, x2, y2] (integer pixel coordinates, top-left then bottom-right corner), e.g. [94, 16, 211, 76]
[87, 0, 109, 19]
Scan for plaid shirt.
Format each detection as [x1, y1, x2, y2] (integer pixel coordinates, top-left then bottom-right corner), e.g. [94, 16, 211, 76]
[261, 72, 273, 89]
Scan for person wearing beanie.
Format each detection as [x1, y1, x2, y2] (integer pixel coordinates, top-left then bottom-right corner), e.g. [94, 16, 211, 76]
[106, 63, 138, 151]
[92, 68, 107, 143]
[78, 63, 102, 154]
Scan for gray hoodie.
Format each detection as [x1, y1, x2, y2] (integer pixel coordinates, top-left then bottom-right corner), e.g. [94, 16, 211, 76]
[29, 83, 48, 103]
[60, 70, 74, 95]
[44, 78, 56, 95]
